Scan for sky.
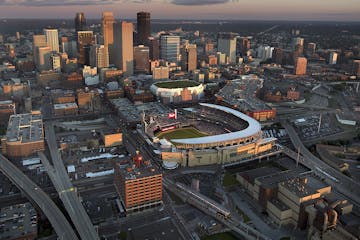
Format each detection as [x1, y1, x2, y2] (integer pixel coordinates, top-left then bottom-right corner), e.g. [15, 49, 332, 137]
[0, 0, 359, 21]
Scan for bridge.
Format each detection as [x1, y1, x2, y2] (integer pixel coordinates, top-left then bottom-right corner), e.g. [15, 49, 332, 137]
[0, 154, 79, 240]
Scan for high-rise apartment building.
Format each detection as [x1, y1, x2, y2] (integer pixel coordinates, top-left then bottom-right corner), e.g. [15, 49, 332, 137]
[75, 12, 87, 32]
[134, 45, 150, 73]
[160, 35, 180, 64]
[44, 29, 59, 52]
[137, 12, 151, 45]
[113, 22, 134, 76]
[102, 12, 115, 64]
[294, 57, 307, 75]
[114, 151, 162, 212]
[217, 32, 237, 64]
[90, 45, 109, 69]
[181, 44, 197, 72]
[77, 31, 95, 65]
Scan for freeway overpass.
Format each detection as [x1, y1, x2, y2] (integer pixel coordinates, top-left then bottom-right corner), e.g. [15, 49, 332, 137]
[0, 154, 79, 240]
[281, 121, 360, 208]
[41, 122, 100, 240]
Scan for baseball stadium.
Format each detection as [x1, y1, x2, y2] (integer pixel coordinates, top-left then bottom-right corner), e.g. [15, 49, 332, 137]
[143, 103, 277, 168]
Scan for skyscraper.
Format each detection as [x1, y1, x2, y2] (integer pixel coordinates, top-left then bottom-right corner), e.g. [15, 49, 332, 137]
[292, 37, 304, 49]
[181, 44, 197, 72]
[294, 57, 307, 75]
[148, 37, 159, 61]
[329, 52, 338, 65]
[37, 46, 52, 71]
[113, 21, 134, 76]
[77, 31, 95, 65]
[134, 45, 150, 73]
[272, 48, 283, 64]
[217, 32, 237, 64]
[160, 35, 180, 64]
[102, 12, 115, 64]
[75, 12, 87, 32]
[44, 29, 59, 53]
[90, 45, 109, 69]
[33, 35, 47, 65]
[137, 12, 151, 45]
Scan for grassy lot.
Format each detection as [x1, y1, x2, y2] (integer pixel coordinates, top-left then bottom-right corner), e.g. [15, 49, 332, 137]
[222, 172, 239, 187]
[201, 232, 238, 240]
[155, 80, 199, 88]
[157, 127, 208, 140]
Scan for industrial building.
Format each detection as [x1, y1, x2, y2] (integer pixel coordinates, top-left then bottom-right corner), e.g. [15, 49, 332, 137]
[114, 151, 162, 212]
[1, 112, 44, 158]
[236, 167, 353, 230]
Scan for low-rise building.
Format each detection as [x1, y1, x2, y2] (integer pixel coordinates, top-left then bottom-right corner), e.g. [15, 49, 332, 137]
[1, 112, 44, 158]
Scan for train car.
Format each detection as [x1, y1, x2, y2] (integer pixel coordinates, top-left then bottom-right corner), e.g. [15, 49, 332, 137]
[175, 182, 230, 219]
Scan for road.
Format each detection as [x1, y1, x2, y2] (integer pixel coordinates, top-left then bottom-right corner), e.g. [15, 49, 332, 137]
[0, 154, 79, 240]
[281, 121, 360, 207]
[41, 122, 100, 240]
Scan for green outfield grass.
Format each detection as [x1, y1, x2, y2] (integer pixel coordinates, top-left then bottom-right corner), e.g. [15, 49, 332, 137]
[156, 127, 208, 141]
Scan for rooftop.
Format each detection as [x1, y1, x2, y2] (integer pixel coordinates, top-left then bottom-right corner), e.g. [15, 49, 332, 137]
[280, 178, 318, 198]
[54, 102, 78, 110]
[6, 113, 44, 143]
[110, 98, 141, 123]
[118, 156, 161, 181]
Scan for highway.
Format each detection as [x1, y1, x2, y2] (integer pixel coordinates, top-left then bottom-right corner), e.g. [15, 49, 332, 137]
[281, 121, 360, 207]
[41, 122, 100, 240]
[0, 154, 79, 240]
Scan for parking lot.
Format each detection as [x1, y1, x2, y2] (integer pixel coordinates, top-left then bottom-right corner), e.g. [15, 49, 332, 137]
[291, 113, 342, 141]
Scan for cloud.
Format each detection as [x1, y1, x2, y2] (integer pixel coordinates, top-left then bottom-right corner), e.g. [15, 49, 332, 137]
[0, 0, 123, 6]
[171, 0, 232, 5]
[0, 0, 237, 6]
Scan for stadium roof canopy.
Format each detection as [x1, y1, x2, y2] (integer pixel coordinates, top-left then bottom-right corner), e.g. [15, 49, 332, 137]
[171, 103, 261, 145]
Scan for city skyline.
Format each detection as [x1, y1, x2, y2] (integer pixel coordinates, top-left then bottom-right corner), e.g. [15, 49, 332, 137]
[0, 0, 359, 21]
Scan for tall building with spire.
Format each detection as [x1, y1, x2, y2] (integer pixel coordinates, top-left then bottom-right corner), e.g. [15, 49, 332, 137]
[102, 12, 115, 64]
[113, 22, 134, 76]
[137, 12, 151, 45]
[44, 29, 59, 53]
[75, 12, 87, 32]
